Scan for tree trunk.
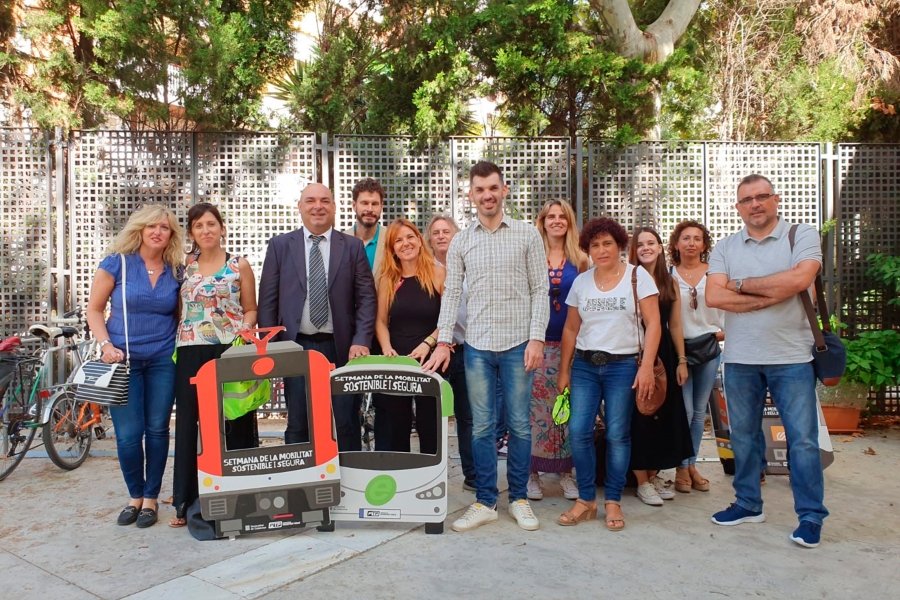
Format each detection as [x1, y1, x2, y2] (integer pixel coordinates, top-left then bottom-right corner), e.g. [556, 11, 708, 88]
[592, 0, 702, 62]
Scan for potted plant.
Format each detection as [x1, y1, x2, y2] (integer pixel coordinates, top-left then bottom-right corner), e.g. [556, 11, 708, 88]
[818, 329, 900, 433]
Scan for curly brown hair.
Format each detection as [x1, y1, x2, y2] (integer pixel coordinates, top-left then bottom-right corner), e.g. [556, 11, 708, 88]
[578, 217, 629, 253]
[667, 220, 713, 265]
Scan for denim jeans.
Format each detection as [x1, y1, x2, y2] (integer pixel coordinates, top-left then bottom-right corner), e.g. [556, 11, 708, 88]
[448, 346, 476, 481]
[568, 354, 638, 503]
[465, 341, 533, 506]
[495, 380, 507, 441]
[109, 354, 176, 500]
[681, 355, 720, 467]
[284, 335, 361, 452]
[723, 362, 828, 525]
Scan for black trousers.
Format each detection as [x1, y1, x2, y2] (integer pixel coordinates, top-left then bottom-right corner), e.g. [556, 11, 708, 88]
[173, 344, 257, 517]
[371, 392, 438, 454]
[283, 334, 361, 452]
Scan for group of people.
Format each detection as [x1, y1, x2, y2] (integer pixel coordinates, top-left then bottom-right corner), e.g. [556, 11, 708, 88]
[88, 163, 828, 549]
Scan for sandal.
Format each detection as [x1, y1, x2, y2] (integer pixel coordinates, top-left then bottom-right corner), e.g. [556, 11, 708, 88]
[604, 500, 625, 531]
[689, 466, 710, 492]
[557, 499, 598, 526]
[168, 516, 187, 528]
[674, 468, 692, 493]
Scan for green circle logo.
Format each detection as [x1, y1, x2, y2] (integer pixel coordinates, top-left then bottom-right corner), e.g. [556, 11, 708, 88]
[365, 474, 397, 506]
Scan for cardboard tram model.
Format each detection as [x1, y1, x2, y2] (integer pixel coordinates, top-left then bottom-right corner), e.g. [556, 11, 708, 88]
[193, 329, 452, 539]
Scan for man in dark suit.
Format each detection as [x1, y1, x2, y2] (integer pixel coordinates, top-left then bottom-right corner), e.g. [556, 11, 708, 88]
[258, 183, 377, 451]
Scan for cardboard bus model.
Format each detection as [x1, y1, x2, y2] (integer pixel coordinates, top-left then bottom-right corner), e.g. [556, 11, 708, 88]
[328, 356, 453, 534]
[192, 327, 341, 539]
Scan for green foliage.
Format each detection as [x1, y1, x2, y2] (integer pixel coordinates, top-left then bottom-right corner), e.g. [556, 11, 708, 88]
[867, 253, 900, 307]
[842, 330, 900, 388]
[7, 0, 303, 129]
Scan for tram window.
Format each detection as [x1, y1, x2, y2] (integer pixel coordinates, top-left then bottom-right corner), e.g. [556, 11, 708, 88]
[219, 375, 314, 451]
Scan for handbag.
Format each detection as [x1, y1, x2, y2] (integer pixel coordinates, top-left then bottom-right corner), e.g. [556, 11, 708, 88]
[73, 254, 131, 406]
[631, 267, 667, 416]
[684, 332, 721, 366]
[221, 337, 271, 420]
[788, 225, 846, 386]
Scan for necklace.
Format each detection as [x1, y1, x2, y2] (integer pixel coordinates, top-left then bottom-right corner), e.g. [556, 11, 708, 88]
[594, 267, 620, 291]
[548, 257, 565, 311]
[146, 264, 163, 275]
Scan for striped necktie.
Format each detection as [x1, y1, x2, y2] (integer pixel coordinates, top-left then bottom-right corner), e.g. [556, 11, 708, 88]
[308, 235, 329, 329]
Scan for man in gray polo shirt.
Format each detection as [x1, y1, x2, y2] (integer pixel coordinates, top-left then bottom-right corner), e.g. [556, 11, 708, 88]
[706, 173, 827, 548]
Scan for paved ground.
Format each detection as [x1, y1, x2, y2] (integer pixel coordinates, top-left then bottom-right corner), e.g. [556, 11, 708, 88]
[2, 421, 899, 599]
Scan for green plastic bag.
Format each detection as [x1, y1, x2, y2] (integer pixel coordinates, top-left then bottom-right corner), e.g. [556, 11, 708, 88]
[552, 387, 570, 425]
[221, 337, 271, 420]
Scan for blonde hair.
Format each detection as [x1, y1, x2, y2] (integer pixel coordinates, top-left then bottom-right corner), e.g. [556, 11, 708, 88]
[424, 213, 459, 254]
[536, 199, 586, 267]
[106, 204, 185, 269]
[381, 218, 440, 308]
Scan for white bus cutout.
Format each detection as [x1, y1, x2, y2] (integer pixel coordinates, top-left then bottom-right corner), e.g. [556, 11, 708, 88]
[327, 356, 453, 534]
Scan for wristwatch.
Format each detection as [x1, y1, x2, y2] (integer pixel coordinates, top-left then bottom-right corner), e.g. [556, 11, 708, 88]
[734, 279, 744, 294]
[99, 339, 112, 349]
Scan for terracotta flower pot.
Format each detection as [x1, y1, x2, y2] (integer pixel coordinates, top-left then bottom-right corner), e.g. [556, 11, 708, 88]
[821, 405, 862, 434]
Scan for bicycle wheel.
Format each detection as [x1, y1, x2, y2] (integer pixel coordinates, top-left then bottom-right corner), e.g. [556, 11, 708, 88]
[43, 390, 93, 470]
[0, 362, 39, 481]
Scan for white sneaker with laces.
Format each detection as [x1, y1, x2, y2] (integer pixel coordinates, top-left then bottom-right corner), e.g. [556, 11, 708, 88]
[508, 499, 540, 530]
[451, 502, 498, 532]
[560, 473, 579, 500]
[636, 481, 664, 506]
[526, 473, 543, 500]
[650, 475, 675, 501]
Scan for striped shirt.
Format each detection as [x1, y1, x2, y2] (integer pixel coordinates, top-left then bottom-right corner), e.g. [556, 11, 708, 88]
[437, 214, 549, 351]
[99, 253, 180, 360]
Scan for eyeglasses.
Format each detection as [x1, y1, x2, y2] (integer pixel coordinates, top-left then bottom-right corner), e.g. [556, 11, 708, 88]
[689, 286, 698, 310]
[551, 286, 561, 311]
[737, 193, 775, 206]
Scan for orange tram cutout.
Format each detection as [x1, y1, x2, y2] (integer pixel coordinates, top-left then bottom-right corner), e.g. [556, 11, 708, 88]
[193, 327, 341, 539]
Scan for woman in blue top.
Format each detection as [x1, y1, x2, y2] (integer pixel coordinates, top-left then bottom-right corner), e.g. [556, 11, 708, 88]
[86, 205, 183, 529]
[527, 200, 588, 502]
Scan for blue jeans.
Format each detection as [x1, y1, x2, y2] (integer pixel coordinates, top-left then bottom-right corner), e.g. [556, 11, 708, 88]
[495, 380, 507, 441]
[681, 356, 720, 467]
[569, 355, 638, 503]
[465, 341, 533, 506]
[109, 354, 176, 500]
[723, 362, 828, 525]
[448, 346, 475, 481]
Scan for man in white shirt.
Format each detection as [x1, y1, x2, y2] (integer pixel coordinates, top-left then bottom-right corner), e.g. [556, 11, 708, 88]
[424, 161, 549, 531]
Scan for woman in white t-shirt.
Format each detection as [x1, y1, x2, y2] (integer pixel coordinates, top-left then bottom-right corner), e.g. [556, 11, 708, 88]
[557, 218, 661, 531]
[668, 220, 724, 493]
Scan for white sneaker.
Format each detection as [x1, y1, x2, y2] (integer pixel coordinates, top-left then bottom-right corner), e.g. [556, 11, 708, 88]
[650, 475, 675, 501]
[636, 481, 664, 506]
[508, 499, 540, 531]
[526, 473, 543, 500]
[451, 502, 498, 532]
[560, 473, 579, 500]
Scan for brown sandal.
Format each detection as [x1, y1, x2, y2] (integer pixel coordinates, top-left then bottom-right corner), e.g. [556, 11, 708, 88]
[689, 466, 710, 492]
[604, 500, 625, 531]
[168, 516, 187, 528]
[557, 499, 598, 526]
[674, 468, 692, 493]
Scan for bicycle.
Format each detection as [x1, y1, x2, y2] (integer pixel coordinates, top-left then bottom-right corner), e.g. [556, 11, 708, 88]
[0, 308, 105, 480]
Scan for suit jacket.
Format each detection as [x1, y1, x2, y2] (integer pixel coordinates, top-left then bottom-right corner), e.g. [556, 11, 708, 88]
[258, 228, 377, 366]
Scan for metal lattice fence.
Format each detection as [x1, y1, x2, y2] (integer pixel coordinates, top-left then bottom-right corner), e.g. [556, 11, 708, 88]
[0, 128, 52, 338]
[587, 141, 822, 245]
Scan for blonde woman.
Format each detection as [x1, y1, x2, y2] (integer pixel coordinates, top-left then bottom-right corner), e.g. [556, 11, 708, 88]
[374, 218, 446, 453]
[527, 200, 589, 502]
[85, 205, 184, 529]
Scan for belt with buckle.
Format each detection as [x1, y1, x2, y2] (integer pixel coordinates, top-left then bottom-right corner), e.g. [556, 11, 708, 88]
[576, 349, 637, 366]
[297, 332, 334, 343]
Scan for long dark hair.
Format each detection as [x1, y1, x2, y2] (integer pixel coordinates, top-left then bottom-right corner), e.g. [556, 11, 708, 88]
[628, 226, 676, 304]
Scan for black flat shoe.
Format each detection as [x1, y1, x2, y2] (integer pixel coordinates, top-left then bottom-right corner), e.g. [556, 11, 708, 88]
[135, 507, 158, 529]
[117, 506, 140, 526]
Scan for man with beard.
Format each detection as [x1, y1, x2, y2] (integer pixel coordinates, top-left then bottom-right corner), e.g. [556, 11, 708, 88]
[344, 178, 386, 283]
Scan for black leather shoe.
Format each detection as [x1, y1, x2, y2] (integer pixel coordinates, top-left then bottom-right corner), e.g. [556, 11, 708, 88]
[117, 506, 140, 526]
[136, 507, 158, 529]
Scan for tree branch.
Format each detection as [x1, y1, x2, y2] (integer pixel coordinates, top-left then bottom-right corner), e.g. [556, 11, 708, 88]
[591, 0, 702, 61]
